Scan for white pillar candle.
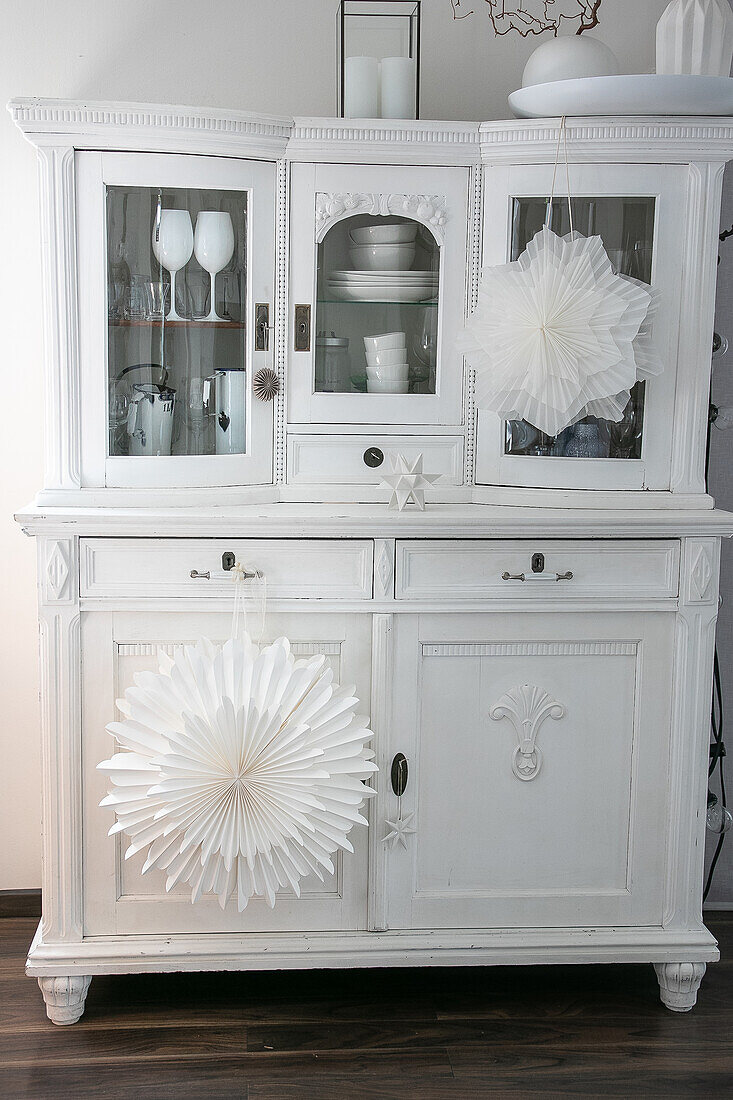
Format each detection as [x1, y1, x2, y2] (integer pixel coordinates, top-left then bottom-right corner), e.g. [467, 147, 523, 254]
[344, 56, 379, 118]
[379, 56, 416, 119]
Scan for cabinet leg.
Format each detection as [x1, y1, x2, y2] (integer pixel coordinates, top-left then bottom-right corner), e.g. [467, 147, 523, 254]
[37, 975, 92, 1025]
[653, 962, 706, 1012]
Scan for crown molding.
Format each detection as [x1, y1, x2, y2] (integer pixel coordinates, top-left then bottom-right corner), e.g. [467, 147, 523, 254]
[288, 117, 480, 165]
[8, 98, 293, 159]
[480, 116, 733, 164]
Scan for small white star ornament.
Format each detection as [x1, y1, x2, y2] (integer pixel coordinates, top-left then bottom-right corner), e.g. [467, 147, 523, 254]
[458, 226, 663, 438]
[383, 811, 416, 850]
[381, 453, 441, 511]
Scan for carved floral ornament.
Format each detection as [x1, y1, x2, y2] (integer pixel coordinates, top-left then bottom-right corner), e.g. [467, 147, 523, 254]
[315, 193, 447, 244]
[490, 684, 566, 781]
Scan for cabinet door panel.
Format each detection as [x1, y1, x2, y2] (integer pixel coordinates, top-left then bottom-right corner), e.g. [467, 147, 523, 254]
[385, 611, 673, 930]
[83, 610, 371, 935]
[288, 162, 469, 427]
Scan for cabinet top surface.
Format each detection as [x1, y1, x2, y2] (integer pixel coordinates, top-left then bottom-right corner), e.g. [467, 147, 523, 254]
[10, 98, 733, 165]
[14, 502, 733, 539]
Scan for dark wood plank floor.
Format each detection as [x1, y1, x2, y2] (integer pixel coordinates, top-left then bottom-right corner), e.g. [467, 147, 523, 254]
[1, 916, 732, 1099]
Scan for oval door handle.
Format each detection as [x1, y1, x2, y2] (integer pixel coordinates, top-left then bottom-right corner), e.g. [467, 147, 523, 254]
[391, 753, 408, 797]
[501, 571, 574, 583]
[190, 570, 211, 580]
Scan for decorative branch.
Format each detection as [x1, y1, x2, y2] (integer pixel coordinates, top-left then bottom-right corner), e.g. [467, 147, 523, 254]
[450, 1, 603, 37]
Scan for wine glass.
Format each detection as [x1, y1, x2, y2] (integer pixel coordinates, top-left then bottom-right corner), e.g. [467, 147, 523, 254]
[152, 210, 193, 322]
[194, 212, 235, 321]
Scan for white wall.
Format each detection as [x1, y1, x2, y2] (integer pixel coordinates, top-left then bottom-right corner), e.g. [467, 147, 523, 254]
[0, 0, 708, 891]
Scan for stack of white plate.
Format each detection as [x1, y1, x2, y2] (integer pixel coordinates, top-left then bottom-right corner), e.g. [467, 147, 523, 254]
[364, 332, 409, 394]
[327, 221, 438, 302]
[328, 270, 438, 303]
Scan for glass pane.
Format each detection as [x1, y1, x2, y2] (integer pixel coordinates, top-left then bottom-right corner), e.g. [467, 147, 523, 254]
[505, 196, 656, 461]
[106, 186, 247, 458]
[316, 214, 439, 396]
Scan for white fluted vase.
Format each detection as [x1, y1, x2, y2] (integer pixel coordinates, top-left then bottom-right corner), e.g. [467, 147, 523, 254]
[656, 0, 733, 76]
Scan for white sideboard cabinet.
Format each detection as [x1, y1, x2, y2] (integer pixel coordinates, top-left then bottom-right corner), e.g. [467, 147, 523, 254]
[10, 99, 733, 1024]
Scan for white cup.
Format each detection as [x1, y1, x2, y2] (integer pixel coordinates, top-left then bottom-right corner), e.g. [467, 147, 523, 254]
[366, 363, 409, 382]
[363, 332, 406, 353]
[367, 378, 409, 394]
[366, 347, 409, 368]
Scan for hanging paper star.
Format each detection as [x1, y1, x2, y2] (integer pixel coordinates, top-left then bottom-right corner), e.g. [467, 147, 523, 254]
[457, 227, 663, 438]
[381, 453, 441, 511]
[98, 636, 377, 911]
[382, 811, 416, 850]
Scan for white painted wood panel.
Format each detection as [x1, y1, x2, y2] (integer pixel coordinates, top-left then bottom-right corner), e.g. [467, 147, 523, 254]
[80, 538, 373, 600]
[395, 540, 680, 600]
[384, 611, 674, 930]
[288, 435, 464, 485]
[82, 610, 372, 935]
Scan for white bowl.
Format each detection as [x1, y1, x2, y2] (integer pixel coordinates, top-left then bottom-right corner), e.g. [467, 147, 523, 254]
[366, 363, 409, 382]
[365, 347, 408, 368]
[349, 243, 416, 271]
[367, 379, 409, 394]
[350, 223, 418, 245]
[363, 332, 406, 353]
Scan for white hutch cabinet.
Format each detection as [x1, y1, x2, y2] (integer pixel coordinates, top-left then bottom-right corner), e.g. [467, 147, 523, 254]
[10, 99, 733, 1024]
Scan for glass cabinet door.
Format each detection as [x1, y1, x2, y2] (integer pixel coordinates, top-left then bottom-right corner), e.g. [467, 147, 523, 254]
[289, 163, 470, 426]
[77, 152, 276, 488]
[505, 196, 655, 464]
[476, 163, 686, 492]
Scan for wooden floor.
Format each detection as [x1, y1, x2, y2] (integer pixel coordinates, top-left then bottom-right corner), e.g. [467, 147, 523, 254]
[0, 916, 731, 1099]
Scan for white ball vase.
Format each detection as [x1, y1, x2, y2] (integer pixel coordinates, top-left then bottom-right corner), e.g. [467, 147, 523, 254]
[522, 35, 620, 89]
[656, 0, 733, 77]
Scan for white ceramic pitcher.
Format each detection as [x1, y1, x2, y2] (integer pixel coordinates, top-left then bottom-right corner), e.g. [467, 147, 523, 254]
[126, 383, 176, 456]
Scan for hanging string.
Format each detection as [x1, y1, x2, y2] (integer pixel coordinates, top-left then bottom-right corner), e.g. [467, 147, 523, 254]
[230, 562, 267, 645]
[545, 116, 574, 235]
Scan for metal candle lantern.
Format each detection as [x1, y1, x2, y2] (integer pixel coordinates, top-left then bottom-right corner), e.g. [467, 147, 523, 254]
[337, 1, 421, 119]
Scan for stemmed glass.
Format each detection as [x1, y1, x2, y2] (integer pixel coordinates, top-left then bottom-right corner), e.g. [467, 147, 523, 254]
[152, 210, 193, 321]
[194, 212, 235, 321]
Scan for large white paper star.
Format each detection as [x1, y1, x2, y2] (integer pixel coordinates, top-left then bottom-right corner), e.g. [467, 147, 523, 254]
[98, 635, 377, 911]
[382, 811, 416, 850]
[458, 227, 663, 437]
[381, 453, 441, 511]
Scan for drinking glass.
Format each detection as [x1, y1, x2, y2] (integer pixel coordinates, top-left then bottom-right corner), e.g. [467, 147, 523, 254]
[151, 210, 193, 321]
[194, 212, 235, 321]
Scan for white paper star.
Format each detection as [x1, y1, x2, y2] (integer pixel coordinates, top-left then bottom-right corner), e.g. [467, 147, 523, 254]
[457, 227, 663, 437]
[382, 811, 416, 850]
[381, 454, 441, 511]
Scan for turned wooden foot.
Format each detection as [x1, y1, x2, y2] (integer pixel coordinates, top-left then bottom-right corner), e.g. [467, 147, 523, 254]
[38, 975, 92, 1025]
[654, 962, 706, 1012]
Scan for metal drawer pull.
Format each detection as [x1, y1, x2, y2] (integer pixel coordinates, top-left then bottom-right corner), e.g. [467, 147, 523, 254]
[501, 571, 574, 583]
[190, 570, 211, 580]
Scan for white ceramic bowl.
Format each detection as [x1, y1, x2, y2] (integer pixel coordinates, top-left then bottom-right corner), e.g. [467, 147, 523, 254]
[363, 332, 406, 353]
[350, 223, 418, 245]
[365, 347, 408, 368]
[366, 363, 409, 382]
[349, 243, 416, 271]
[522, 35, 619, 89]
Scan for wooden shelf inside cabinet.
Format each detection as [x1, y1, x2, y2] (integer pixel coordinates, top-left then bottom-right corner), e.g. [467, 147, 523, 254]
[108, 319, 246, 329]
[317, 299, 438, 307]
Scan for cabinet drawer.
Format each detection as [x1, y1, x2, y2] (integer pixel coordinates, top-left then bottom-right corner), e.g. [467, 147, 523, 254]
[288, 435, 464, 485]
[81, 539, 373, 599]
[395, 540, 680, 600]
